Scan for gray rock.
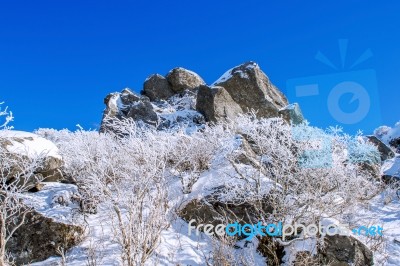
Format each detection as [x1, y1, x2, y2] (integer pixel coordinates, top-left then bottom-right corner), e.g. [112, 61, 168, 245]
[166, 67, 205, 93]
[365, 135, 395, 161]
[196, 85, 243, 123]
[0, 132, 64, 188]
[287, 235, 373, 266]
[213, 61, 288, 119]
[179, 186, 273, 226]
[100, 89, 159, 131]
[234, 135, 259, 166]
[120, 88, 141, 104]
[279, 103, 304, 125]
[101, 92, 121, 120]
[143, 74, 175, 101]
[319, 235, 373, 266]
[125, 100, 158, 125]
[7, 206, 84, 265]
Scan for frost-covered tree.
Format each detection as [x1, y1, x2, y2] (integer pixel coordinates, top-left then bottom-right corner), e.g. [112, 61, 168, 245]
[37, 118, 171, 266]
[0, 103, 44, 266]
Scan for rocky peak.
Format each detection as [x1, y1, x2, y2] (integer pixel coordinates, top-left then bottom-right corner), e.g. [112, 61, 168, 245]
[211, 61, 289, 119]
[100, 62, 302, 130]
[166, 67, 205, 93]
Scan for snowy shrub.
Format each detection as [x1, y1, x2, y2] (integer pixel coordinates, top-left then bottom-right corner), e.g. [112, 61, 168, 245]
[0, 102, 13, 130]
[35, 113, 383, 265]
[37, 119, 170, 265]
[217, 114, 381, 229]
[0, 104, 47, 265]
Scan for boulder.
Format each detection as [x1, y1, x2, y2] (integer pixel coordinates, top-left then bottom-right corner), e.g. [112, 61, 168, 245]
[7, 208, 84, 265]
[120, 88, 141, 104]
[286, 235, 373, 266]
[166, 67, 205, 93]
[319, 235, 373, 266]
[279, 103, 304, 125]
[365, 135, 395, 162]
[125, 100, 158, 126]
[196, 85, 243, 123]
[7, 183, 84, 264]
[100, 89, 159, 130]
[0, 131, 64, 187]
[179, 186, 273, 226]
[143, 74, 175, 101]
[212, 61, 288, 119]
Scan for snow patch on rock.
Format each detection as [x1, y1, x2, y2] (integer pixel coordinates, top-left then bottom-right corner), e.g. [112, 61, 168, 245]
[0, 130, 61, 159]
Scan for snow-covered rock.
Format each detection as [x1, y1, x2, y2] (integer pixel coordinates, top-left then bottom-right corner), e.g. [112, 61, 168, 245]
[278, 103, 305, 125]
[0, 130, 63, 185]
[196, 85, 243, 123]
[0, 130, 61, 160]
[8, 183, 84, 265]
[375, 121, 400, 152]
[212, 61, 288, 119]
[101, 88, 159, 130]
[143, 74, 175, 101]
[166, 67, 205, 93]
[101, 88, 205, 133]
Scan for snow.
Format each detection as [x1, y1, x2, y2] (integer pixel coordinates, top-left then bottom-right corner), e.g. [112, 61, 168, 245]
[282, 238, 318, 264]
[279, 103, 297, 111]
[108, 93, 125, 111]
[183, 68, 205, 81]
[211, 68, 233, 86]
[20, 182, 81, 224]
[212, 62, 258, 86]
[153, 93, 205, 133]
[345, 190, 400, 265]
[382, 156, 400, 178]
[0, 130, 61, 159]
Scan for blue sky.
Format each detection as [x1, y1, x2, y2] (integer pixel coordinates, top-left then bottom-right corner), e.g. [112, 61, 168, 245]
[0, 1, 399, 134]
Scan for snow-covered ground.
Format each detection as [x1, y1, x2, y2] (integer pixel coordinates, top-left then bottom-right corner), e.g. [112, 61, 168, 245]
[19, 119, 400, 265]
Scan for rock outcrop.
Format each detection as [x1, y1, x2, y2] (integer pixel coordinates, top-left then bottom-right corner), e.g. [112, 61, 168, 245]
[212, 61, 288, 119]
[319, 235, 373, 266]
[7, 208, 84, 265]
[143, 74, 175, 101]
[101, 88, 159, 130]
[196, 85, 243, 123]
[100, 62, 299, 129]
[288, 235, 373, 266]
[166, 67, 205, 93]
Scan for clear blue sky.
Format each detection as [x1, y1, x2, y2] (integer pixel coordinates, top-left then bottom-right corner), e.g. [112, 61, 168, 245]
[0, 1, 399, 134]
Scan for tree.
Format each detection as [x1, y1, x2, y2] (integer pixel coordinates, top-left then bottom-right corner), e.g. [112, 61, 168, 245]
[0, 103, 44, 265]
